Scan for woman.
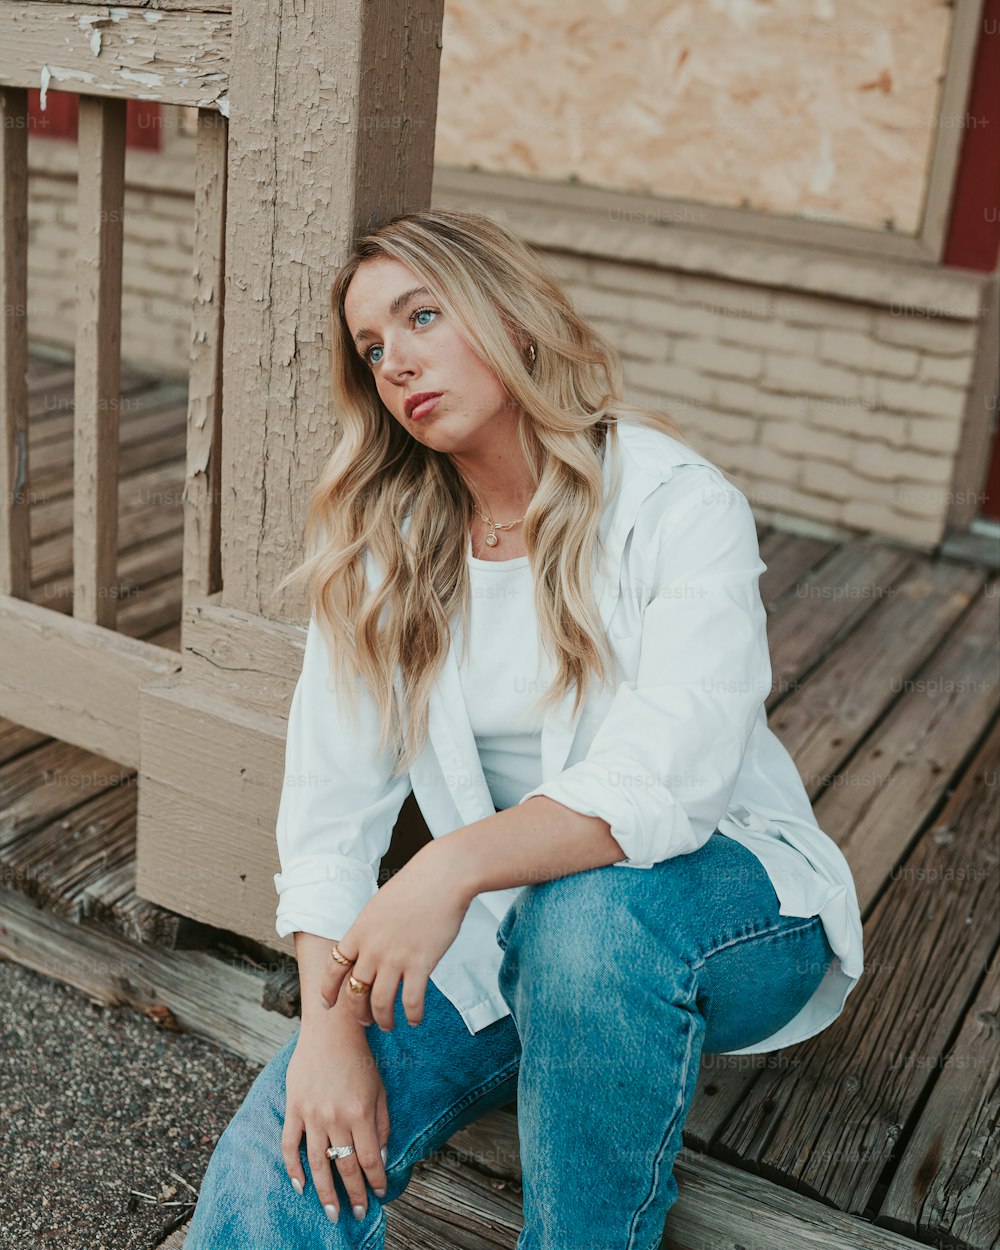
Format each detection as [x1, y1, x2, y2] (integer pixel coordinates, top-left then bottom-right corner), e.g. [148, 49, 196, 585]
[185, 208, 864, 1249]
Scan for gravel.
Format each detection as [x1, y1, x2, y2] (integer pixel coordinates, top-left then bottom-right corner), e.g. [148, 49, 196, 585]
[0, 954, 262, 1249]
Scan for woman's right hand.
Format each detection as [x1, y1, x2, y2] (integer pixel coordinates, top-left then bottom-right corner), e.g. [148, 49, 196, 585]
[281, 1022, 391, 1224]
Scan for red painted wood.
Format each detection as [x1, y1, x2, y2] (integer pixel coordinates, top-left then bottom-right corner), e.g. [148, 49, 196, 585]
[941, 1, 999, 273]
[26, 90, 162, 151]
[941, 4, 1000, 521]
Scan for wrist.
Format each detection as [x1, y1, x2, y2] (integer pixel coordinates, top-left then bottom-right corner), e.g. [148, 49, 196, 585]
[301, 993, 369, 1038]
[421, 830, 483, 907]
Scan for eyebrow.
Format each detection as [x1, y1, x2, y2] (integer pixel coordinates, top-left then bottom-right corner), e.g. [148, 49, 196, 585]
[352, 287, 433, 349]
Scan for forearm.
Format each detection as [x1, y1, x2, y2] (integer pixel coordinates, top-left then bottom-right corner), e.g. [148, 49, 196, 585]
[294, 930, 370, 1036]
[440, 795, 625, 897]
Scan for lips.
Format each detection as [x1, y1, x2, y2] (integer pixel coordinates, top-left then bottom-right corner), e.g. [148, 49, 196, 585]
[405, 391, 442, 421]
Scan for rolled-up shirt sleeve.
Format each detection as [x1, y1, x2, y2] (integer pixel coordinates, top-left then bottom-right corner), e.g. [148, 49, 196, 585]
[273, 613, 412, 941]
[517, 471, 771, 868]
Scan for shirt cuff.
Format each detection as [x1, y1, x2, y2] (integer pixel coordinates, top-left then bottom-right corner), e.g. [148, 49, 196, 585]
[517, 761, 698, 869]
[273, 854, 379, 941]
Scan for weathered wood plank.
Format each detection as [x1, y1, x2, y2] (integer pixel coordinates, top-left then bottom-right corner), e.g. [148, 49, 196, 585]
[0, 717, 50, 763]
[828, 582, 999, 909]
[769, 558, 985, 798]
[388, 1153, 522, 1248]
[0, 737, 130, 851]
[758, 530, 837, 611]
[30, 566, 187, 644]
[0, 883, 296, 1066]
[878, 959, 1000, 1249]
[183, 107, 226, 617]
[33, 376, 185, 490]
[27, 374, 182, 453]
[0, 774, 210, 945]
[0, 86, 31, 600]
[30, 455, 183, 546]
[0, 593, 181, 764]
[664, 1147, 952, 1250]
[161, 1141, 941, 1250]
[73, 95, 126, 627]
[33, 417, 187, 501]
[0, 4, 230, 109]
[681, 569, 991, 1155]
[764, 542, 915, 712]
[33, 0, 229, 9]
[438, 1118, 940, 1250]
[714, 716, 1000, 1214]
[135, 675, 289, 946]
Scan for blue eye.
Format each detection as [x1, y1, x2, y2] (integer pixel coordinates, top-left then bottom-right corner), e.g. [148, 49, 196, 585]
[362, 307, 438, 366]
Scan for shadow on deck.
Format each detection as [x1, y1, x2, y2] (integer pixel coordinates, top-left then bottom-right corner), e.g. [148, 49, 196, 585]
[2, 349, 998, 1250]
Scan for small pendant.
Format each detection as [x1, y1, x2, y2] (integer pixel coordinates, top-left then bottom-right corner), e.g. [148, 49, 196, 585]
[485, 532, 498, 546]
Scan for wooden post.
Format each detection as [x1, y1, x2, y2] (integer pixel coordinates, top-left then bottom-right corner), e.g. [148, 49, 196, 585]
[220, 0, 445, 624]
[136, 0, 445, 942]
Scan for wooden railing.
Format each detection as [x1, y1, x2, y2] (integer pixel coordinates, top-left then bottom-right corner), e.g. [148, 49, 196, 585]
[0, 6, 232, 758]
[0, 0, 444, 946]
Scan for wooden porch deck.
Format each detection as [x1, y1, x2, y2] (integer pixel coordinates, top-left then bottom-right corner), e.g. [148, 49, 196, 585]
[1, 349, 997, 1249]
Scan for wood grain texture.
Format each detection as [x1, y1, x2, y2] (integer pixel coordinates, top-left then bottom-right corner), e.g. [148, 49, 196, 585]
[182, 108, 227, 621]
[827, 583, 1000, 908]
[878, 955, 1000, 1249]
[0, 594, 181, 764]
[715, 716, 1000, 1218]
[0, 87, 30, 600]
[219, 0, 445, 620]
[0, 3, 231, 108]
[73, 96, 126, 627]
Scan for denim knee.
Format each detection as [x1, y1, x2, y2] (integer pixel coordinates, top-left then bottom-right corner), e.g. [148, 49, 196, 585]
[496, 870, 651, 1011]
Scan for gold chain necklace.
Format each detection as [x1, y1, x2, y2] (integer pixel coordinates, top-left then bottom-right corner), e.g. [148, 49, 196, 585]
[470, 499, 526, 550]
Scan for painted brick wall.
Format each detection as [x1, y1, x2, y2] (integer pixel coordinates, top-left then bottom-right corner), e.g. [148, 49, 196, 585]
[24, 146, 984, 550]
[540, 252, 981, 547]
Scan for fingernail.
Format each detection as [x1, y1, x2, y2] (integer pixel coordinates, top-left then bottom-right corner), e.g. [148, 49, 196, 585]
[291, 1177, 303, 1196]
[324, 1204, 339, 1223]
[320, 995, 331, 1010]
[352, 1204, 366, 1221]
[374, 1187, 386, 1198]
[381, 1145, 388, 1164]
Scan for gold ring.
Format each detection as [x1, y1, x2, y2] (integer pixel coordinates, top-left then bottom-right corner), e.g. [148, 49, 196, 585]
[348, 974, 371, 995]
[329, 943, 355, 967]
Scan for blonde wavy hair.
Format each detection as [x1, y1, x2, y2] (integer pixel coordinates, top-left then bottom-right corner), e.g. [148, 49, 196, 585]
[277, 208, 698, 778]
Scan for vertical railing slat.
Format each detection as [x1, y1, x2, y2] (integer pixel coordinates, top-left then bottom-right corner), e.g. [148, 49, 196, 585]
[0, 86, 31, 600]
[183, 106, 228, 622]
[74, 95, 126, 627]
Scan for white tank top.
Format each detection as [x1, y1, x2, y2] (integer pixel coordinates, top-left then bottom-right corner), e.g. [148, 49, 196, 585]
[457, 534, 547, 811]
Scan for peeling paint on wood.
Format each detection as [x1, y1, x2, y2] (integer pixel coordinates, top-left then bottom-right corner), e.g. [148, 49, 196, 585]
[0, 3, 230, 110]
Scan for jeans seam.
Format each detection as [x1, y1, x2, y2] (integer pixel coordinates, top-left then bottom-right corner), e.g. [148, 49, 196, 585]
[690, 916, 820, 971]
[389, 1056, 521, 1173]
[625, 966, 700, 1250]
[359, 1208, 387, 1250]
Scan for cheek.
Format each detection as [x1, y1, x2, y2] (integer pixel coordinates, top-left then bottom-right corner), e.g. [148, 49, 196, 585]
[374, 377, 398, 412]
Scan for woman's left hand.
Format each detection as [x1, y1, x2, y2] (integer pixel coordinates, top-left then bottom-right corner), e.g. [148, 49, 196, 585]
[318, 841, 475, 1031]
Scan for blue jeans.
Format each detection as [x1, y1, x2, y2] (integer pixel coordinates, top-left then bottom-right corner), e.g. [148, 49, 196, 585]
[184, 831, 834, 1249]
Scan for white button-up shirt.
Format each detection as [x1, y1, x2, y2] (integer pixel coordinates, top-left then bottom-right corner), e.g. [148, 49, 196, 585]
[274, 420, 864, 1053]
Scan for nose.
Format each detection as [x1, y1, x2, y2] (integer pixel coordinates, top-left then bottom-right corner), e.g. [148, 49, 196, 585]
[379, 334, 418, 384]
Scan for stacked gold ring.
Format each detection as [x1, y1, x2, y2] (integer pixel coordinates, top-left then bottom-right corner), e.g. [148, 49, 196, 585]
[329, 943, 354, 968]
[330, 941, 372, 994]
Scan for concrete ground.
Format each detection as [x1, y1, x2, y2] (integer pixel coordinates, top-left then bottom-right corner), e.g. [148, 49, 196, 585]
[0, 954, 261, 1250]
